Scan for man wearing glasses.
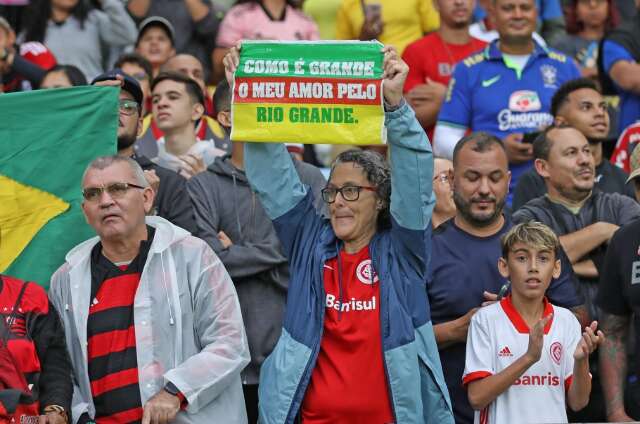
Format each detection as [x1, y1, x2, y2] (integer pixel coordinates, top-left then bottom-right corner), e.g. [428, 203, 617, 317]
[49, 155, 250, 424]
[92, 69, 196, 233]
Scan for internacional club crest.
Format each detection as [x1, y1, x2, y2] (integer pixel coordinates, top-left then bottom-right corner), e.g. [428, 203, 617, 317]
[356, 259, 379, 285]
[550, 341, 563, 365]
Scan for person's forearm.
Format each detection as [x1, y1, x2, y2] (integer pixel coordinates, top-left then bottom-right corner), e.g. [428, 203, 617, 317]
[434, 321, 464, 349]
[610, 61, 640, 94]
[410, 99, 442, 129]
[573, 259, 598, 279]
[244, 142, 306, 220]
[599, 312, 630, 419]
[467, 354, 535, 410]
[387, 101, 434, 230]
[218, 243, 288, 278]
[567, 357, 591, 411]
[36, 306, 73, 413]
[184, 0, 210, 23]
[126, 0, 151, 18]
[433, 123, 466, 159]
[101, 0, 138, 45]
[559, 223, 608, 263]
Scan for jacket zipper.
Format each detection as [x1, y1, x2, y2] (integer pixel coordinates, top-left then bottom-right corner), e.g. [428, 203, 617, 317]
[284, 253, 328, 423]
[375, 245, 398, 423]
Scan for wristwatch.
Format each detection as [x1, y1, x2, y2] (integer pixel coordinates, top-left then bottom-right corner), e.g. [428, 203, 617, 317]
[163, 381, 181, 397]
[43, 405, 69, 423]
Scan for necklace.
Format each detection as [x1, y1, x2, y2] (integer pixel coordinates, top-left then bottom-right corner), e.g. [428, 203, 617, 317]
[439, 33, 458, 77]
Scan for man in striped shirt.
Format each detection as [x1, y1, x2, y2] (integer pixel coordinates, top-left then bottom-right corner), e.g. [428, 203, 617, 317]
[50, 155, 249, 424]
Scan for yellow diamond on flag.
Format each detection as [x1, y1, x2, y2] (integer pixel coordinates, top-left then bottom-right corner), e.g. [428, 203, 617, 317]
[0, 174, 70, 272]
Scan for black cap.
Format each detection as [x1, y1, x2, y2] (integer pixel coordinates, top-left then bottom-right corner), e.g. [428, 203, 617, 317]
[91, 68, 144, 106]
[136, 16, 175, 46]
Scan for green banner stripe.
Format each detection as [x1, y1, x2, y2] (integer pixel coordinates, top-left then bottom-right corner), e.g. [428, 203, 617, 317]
[235, 41, 384, 79]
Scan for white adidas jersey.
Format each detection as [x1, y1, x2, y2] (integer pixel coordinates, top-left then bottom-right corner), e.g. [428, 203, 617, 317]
[463, 297, 582, 424]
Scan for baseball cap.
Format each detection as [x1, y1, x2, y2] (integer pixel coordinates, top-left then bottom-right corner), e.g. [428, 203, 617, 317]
[626, 143, 640, 183]
[91, 69, 144, 106]
[136, 16, 175, 46]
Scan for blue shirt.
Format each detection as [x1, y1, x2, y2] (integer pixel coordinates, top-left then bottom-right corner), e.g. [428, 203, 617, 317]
[602, 40, 640, 134]
[427, 216, 582, 424]
[437, 40, 581, 204]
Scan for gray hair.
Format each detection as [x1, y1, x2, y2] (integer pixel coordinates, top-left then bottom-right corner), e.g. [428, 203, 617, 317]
[82, 155, 149, 188]
[330, 149, 391, 230]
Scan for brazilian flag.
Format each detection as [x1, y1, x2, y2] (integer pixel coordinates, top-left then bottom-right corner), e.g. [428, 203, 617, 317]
[0, 86, 118, 288]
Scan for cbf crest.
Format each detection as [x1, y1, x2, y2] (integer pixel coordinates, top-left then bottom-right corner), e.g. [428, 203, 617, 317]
[540, 65, 558, 88]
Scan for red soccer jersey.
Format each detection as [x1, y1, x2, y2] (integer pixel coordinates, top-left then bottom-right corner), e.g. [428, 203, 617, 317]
[611, 120, 640, 172]
[402, 33, 487, 139]
[301, 246, 394, 424]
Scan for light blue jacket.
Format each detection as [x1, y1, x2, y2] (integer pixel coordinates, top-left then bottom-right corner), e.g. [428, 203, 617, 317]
[245, 103, 453, 423]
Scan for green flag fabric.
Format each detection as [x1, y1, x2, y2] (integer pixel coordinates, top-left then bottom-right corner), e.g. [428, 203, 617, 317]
[0, 86, 118, 288]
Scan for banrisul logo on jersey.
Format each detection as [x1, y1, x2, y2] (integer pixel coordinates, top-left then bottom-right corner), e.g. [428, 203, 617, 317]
[498, 90, 553, 132]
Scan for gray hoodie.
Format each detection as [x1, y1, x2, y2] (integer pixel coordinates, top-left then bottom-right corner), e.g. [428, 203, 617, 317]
[187, 154, 326, 384]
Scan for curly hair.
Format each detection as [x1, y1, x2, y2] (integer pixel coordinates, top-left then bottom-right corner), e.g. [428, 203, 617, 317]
[330, 149, 391, 230]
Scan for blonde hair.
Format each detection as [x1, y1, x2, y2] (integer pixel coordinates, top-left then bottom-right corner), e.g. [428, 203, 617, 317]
[501, 221, 560, 259]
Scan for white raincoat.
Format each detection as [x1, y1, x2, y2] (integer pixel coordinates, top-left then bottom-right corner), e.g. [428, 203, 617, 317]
[49, 216, 250, 423]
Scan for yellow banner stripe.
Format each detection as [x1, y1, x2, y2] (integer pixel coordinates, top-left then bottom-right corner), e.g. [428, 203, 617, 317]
[230, 103, 385, 145]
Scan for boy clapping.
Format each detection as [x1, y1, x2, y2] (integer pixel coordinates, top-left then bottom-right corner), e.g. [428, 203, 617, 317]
[463, 221, 604, 423]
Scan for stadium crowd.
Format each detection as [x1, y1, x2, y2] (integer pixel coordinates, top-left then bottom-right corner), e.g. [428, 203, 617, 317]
[1, 0, 640, 422]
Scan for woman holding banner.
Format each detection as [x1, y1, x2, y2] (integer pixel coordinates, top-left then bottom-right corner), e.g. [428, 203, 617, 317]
[224, 45, 452, 424]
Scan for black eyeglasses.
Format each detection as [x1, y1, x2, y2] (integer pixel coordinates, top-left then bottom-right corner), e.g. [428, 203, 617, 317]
[119, 99, 140, 116]
[321, 185, 377, 203]
[82, 182, 146, 201]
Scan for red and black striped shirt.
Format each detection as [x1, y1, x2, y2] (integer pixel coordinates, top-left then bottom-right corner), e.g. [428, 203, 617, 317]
[87, 228, 154, 424]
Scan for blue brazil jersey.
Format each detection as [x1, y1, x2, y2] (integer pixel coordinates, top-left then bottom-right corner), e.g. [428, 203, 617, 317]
[437, 40, 580, 203]
[602, 40, 640, 134]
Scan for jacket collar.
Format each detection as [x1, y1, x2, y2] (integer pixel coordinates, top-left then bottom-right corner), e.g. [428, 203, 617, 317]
[64, 216, 189, 267]
[484, 38, 549, 61]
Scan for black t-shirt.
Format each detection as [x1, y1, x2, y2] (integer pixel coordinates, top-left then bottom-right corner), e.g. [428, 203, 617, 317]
[597, 218, 640, 378]
[513, 190, 640, 320]
[512, 159, 635, 212]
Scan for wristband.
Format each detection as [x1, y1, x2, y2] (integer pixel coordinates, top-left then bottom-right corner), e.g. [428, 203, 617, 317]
[164, 382, 187, 408]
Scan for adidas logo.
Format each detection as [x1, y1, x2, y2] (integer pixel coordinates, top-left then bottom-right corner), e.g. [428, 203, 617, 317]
[498, 346, 513, 357]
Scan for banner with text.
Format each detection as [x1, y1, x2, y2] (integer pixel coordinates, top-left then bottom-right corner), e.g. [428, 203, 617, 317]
[231, 40, 386, 145]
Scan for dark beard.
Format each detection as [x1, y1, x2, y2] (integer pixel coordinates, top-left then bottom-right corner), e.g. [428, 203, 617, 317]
[117, 134, 137, 151]
[453, 191, 505, 228]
